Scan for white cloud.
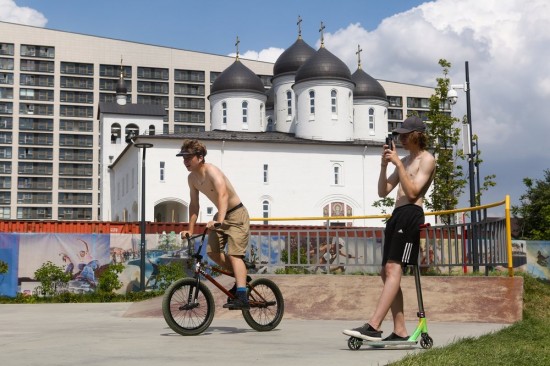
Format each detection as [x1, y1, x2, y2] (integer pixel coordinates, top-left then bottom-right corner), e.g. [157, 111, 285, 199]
[0, 0, 47, 26]
[244, 0, 550, 208]
[228, 47, 285, 63]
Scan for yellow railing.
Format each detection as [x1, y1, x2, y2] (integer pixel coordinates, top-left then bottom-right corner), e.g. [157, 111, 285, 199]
[251, 195, 514, 276]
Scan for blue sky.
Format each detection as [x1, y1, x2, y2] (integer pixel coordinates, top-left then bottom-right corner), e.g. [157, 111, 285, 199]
[3, 0, 550, 215]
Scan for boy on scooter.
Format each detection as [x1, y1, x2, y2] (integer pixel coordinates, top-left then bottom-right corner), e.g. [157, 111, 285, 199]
[343, 116, 435, 341]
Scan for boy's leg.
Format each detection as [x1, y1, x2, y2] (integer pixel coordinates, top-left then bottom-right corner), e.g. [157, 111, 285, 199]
[368, 260, 403, 329]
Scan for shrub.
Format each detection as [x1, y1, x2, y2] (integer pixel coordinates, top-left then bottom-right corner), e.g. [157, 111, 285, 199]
[0, 260, 8, 274]
[34, 261, 71, 297]
[97, 263, 124, 293]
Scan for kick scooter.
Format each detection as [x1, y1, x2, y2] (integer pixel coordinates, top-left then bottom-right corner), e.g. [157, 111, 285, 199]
[345, 223, 434, 350]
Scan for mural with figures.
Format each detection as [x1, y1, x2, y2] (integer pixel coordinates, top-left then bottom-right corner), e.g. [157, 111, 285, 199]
[1, 232, 548, 298]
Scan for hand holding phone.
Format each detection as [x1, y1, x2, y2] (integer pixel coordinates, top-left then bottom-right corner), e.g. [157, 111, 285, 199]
[385, 135, 393, 150]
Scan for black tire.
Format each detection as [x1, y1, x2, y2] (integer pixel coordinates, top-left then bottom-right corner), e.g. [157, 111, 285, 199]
[420, 333, 434, 349]
[348, 337, 362, 350]
[242, 278, 284, 331]
[162, 278, 215, 336]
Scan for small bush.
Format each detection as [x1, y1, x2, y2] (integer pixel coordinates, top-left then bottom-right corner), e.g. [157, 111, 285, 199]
[156, 262, 187, 291]
[0, 260, 8, 274]
[34, 261, 71, 297]
[97, 263, 124, 293]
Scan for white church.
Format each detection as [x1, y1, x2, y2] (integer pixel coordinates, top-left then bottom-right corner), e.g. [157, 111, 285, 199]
[99, 29, 433, 227]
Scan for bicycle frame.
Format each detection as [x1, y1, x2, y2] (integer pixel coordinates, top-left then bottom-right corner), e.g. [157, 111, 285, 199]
[185, 229, 272, 309]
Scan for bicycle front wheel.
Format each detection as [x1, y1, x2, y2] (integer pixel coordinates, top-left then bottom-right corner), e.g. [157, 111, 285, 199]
[242, 278, 284, 331]
[162, 278, 215, 336]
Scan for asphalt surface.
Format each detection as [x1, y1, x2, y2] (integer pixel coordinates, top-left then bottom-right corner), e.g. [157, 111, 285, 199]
[0, 303, 508, 366]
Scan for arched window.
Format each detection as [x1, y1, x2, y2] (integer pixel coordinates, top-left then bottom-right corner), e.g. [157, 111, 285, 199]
[262, 200, 270, 225]
[331, 90, 337, 115]
[332, 162, 344, 185]
[286, 90, 292, 117]
[148, 124, 155, 135]
[125, 123, 139, 143]
[222, 102, 227, 125]
[369, 108, 375, 132]
[242, 101, 248, 124]
[309, 90, 315, 115]
[110, 123, 121, 144]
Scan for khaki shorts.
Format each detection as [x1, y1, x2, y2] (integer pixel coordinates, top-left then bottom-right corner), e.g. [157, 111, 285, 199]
[207, 205, 250, 256]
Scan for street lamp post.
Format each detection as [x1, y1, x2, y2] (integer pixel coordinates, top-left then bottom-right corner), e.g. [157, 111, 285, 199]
[134, 142, 154, 291]
[448, 61, 479, 271]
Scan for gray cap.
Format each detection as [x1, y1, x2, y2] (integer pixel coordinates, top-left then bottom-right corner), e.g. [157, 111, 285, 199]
[392, 115, 426, 134]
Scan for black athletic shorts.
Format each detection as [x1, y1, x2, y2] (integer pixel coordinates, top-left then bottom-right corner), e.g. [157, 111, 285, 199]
[382, 204, 425, 266]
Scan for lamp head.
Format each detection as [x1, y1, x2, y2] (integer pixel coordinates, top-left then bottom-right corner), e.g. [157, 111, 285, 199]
[447, 89, 458, 105]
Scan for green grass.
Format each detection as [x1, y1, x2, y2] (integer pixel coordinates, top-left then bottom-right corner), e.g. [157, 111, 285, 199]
[391, 273, 550, 366]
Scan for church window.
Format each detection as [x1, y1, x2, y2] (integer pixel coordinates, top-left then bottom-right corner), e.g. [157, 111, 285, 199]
[369, 108, 375, 134]
[286, 90, 292, 117]
[331, 90, 337, 115]
[262, 200, 270, 225]
[222, 102, 227, 125]
[242, 101, 248, 123]
[309, 90, 315, 115]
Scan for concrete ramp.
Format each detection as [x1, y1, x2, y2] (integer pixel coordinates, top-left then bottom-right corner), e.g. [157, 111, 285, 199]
[124, 275, 523, 324]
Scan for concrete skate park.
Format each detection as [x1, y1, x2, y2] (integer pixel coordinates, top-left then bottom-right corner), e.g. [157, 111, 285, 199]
[0, 274, 523, 366]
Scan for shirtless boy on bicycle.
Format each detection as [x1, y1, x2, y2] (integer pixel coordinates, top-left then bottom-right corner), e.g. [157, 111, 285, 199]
[344, 116, 436, 341]
[178, 139, 251, 310]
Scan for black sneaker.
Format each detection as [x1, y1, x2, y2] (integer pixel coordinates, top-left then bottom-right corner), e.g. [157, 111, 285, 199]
[382, 332, 409, 342]
[226, 276, 252, 304]
[342, 323, 382, 341]
[223, 297, 250, 310]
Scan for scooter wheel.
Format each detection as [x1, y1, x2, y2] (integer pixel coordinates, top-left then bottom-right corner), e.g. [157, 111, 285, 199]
[420, 334, 433, 349]
[348, 337, 362, 350]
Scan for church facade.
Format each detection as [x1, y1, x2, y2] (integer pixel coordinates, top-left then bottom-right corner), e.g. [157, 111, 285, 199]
[101, 29, 435, 226]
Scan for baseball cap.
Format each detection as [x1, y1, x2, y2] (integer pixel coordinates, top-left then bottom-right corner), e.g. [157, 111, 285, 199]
[392, 116, 426, 135]
[175, 148, 194, 157]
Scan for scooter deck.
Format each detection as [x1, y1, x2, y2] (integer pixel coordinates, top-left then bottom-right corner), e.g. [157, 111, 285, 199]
[345, 335, 418, 349]
[362, 340, 418, 348]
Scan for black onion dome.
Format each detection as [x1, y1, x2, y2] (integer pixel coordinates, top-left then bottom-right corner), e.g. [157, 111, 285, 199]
[116, 75, 127, 95]
[265, 88, 274, 109]
[351, 68, 387, 101]
[295, 47, 352, 84]
[273, 38, 316, 77]
[210, 60, 265, 96]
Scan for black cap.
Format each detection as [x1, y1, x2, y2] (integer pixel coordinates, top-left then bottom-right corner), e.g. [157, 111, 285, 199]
[176, 148, 194, 157]
[392, 116, 426, 134]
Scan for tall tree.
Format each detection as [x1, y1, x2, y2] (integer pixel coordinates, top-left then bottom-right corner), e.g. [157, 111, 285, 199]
[424, 59, 466, 224]
[512, 169, 550, 240]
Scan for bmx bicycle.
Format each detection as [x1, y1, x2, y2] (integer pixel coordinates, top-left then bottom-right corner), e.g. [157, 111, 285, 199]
[162, 228, 285, 336]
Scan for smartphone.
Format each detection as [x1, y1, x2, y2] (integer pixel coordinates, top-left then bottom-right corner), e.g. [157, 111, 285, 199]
[385, 135, 393, 150]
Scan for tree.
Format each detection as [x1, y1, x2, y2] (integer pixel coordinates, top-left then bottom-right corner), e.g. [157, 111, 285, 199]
[424, 59, 467, 224]
[512, 169, 550, 240]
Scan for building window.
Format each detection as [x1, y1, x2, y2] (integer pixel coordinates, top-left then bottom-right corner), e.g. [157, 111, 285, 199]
[222, 102, 227, 125]
[309, 90, 315, 115]
[111, 123, 121, 144]
[332, 162, 344, 186]
[369, 108, 375, 133]
[331, 90, 337, 115]
[263, 164, 268, 184]
[286, 90, 292, 117]
[262, 200, 270, 225]
[242, 101, 248, 128]
[160, 161, 165, 182]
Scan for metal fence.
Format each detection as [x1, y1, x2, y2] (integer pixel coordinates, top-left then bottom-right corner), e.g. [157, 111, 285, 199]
[246, 197, 513, 276]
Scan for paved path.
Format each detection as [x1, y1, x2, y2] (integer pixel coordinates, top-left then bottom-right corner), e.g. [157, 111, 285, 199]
[0, 303, 508, 366]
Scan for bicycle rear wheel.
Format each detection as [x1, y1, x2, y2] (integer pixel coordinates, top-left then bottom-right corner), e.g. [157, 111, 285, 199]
[162, 278, 215, 336]
[242, 278, 284, 331]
